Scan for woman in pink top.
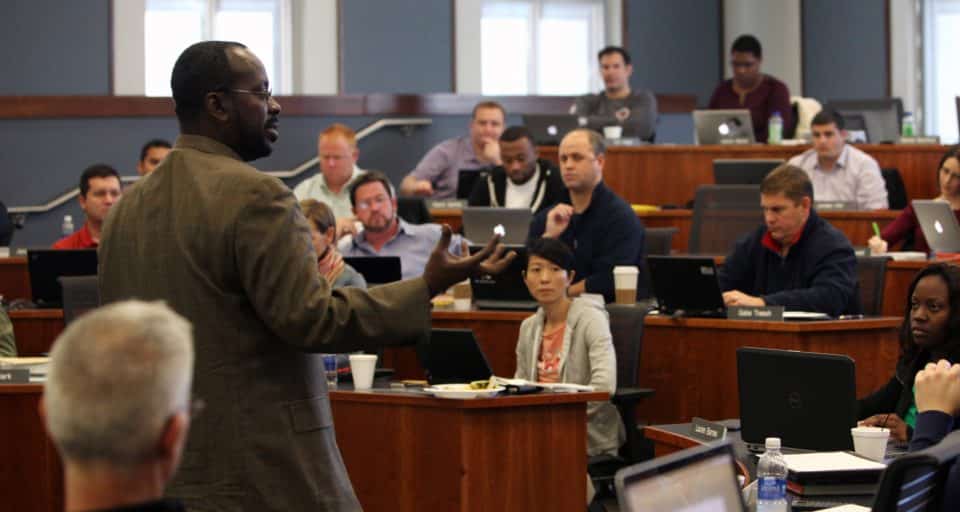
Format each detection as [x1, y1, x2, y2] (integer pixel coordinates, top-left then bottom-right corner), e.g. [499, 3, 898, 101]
[870, 145, 960, 254]
[513, 237, 623, 458]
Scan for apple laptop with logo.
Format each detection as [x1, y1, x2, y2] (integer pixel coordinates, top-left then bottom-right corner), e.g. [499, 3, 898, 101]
[615, 441, 746, 512]
[522, 115, 582, 145]
[913, 199, 960, 253]
[693, 110, 755, 145]
[461, 207, 532, 246]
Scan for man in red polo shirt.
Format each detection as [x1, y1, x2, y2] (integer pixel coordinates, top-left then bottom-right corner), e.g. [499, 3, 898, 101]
[53, 164, 122, 249]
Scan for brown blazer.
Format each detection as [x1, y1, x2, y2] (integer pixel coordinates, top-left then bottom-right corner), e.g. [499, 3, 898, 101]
[99, 135, 431, 510]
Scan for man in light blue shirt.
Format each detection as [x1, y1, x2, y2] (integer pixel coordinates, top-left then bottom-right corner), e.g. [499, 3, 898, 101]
[787, 110, 888, 210]
[294, 123, 367, 237]
[339, 171, 465, 279]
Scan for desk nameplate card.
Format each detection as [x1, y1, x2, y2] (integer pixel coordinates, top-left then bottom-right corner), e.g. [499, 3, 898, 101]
[727, 305, 785, 321]
[0, 369, 29, 383]
[690, 417, 727, 442]
[426, 199, 467, 209]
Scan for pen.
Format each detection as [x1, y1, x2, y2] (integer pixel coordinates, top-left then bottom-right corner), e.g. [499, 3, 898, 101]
[872, 222, 881, 238]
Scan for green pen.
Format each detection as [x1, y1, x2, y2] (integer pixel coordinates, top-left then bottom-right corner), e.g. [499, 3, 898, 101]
[872, 222, 881, 238]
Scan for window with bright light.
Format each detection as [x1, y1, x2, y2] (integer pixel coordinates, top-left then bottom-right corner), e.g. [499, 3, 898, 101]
[479, 0, 605, 95]
[923, 0, 960, 142]
[144, 0, 290, 97]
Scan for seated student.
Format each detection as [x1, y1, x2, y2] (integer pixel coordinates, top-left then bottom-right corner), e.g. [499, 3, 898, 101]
[467, 125, 565, 214]
[514, 237, 623, 457]
[53, 164, 122, 249]
[708, 34, 792, 143]
[859, 263, 960, 442]
[299, 199, 366, 289]
[911, 359, 960, 511]
[719, 164, 860, 316]
[787, 110, 888, 210]
[339, 171, 465, 279]
[527, 129, 647, 302]
[0, 308, 15, 357]
[294, 124, 368, 238]
[870, 145, 960, 254]
[400, 101, 506, 199]
[137, 138, 172, 176]
[42, 300, 194, 511]
[570, 46, 657, 142]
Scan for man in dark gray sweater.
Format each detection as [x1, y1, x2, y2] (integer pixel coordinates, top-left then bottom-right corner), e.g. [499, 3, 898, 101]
[571, 46, 658, 142]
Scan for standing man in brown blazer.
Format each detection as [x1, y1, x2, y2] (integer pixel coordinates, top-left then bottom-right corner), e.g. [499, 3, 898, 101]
[98, 41, 511, 511]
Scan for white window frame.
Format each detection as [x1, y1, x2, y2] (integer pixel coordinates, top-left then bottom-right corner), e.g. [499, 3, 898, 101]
[922, 0, 960, 142]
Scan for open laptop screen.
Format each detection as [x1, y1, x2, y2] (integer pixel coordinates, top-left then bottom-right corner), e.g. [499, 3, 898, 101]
[27, 249, 98, 308]
[616, 442, 745, 512]
[418, 328, 494, 385]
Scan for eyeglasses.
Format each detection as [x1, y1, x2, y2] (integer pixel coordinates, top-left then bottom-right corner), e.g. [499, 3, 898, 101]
[226, 88, 273, 101]
[355, 195, 390, 211]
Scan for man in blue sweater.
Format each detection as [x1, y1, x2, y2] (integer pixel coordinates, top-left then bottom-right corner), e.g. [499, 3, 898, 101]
[719, 164, 860, 316]
[527, 128, 647, 302]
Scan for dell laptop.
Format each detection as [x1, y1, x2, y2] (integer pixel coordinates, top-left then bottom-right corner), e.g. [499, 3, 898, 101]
[417, 328, 494, 385]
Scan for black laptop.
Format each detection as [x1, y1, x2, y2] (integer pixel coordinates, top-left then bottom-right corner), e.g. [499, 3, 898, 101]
[27, 249, 98, 308]
[468, 245, 537, 310]
[647, 255, 726, 317]
[737, 347, 857, 451]
[615, 441, 746, 512]
[712, 159, 783, 185]
[343, 256, 402, 285]
[417, 328, 494, 385]
[456, 169, 486, 200]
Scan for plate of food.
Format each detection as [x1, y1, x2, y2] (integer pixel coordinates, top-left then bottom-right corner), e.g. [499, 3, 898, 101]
[423, 382, 505, 399]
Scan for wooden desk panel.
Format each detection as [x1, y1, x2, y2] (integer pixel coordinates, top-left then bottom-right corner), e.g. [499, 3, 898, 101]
[9, 309, 64, 356]
[639, 317, 901, 424]
[538, 144, 946, 206]
[330, 390, 602, 512]
[0, 384, 63, 512]
[0, 257, 30, 300]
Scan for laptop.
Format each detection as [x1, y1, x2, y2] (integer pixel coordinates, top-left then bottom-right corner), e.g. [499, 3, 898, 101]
[737, 347, 857, 451]
[27, 249, 98, 308]
[343, 256, 402, 285]
[713, 159, 783, 186]
[456, 169, 486, 200]
[647, 256, 726, 318]
[522, 114, 582, 145]
[913, 199, 960, 253]
[693, 109, 756, 145]
[417, 328, 494, 385]
[615, 441, 747, 512]
[461, 207, 532, 245]
[468, 245, 537, 311]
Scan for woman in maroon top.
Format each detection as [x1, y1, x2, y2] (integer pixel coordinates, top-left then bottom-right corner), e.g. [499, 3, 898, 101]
[870, 145, 960, 254]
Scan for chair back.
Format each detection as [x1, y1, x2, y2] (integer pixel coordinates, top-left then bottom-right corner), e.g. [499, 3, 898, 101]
[856, 255, 889, 316]
[872, 429, 960, 511]
[0, 201, 12, 247]
[606, 304, 646, 388]
[396, 197, 433, 225]
[882, 168, 908, 210]
[644, 227, 677, 256]
[688, 185, 762, 254]
[59, 275, 100, 325]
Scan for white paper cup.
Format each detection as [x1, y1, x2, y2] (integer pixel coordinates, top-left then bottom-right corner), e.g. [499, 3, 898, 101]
[603, 126, 623, 140]
[453, 298, 471, 311]
[349, 354, 378, 390]
[613, 266, 639, 305]
[851, 426, 890, 461]
[0, 247, 9, 258]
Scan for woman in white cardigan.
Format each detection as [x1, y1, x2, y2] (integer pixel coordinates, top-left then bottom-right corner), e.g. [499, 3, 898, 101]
[514, 237, 624, 457]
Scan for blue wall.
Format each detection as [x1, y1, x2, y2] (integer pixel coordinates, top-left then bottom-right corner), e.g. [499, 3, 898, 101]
[0, 0, 111, 95]
[802, 0, 888, 102]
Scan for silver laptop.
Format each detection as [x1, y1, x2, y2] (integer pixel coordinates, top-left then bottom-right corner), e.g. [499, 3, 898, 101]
[461, 207, 532, 246]
[522, 114, 582, 145]
[693, 109, 755, 145]
[913, 199, 960, 253]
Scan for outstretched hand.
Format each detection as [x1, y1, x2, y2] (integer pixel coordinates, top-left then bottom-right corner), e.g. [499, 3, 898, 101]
[423, 225, 517, 296]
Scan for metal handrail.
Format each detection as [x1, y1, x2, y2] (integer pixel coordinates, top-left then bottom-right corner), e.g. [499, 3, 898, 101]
[7, 117, 432, 214]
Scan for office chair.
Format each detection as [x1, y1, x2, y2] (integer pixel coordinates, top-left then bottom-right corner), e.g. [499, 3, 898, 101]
[59, 275, 100, 325]
[588, 304, 655, 501]
[872, 429, 960, 511]
[644, 227, 677, 256]
[396, 197, 433, 225]
[856, 256, 890, 316]
[688, 185, 762, 255]
[881, 168, 908, 210]
[0, 201, 13, 247]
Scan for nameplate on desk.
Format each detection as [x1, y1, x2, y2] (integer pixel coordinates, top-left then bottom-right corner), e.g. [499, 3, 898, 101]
[727, 305, 784, 321]
[898, 136, 940, 145]
[0, 369, 29, 384]
[690, 417, 727, 442]
[814, 201, 857, 211]
[426, 199, 467, 209]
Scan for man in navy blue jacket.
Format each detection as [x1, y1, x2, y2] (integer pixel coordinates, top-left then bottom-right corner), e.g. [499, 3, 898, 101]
[527, 128, 646, 302]
[718, 164, 860, 316]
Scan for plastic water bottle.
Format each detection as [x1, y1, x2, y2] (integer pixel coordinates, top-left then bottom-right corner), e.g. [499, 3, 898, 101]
[902, 112, 915, 137]
[61, 215, 74, 237]
[757, 437, 789, 512]
[768, 112, 783, 145]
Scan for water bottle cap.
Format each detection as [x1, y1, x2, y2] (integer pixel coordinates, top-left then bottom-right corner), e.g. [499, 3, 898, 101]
[904, 111, 913, 116]
[64, 215, 73, 221]
[772, 111, 781, 116]
[765, 437, 781, 449]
